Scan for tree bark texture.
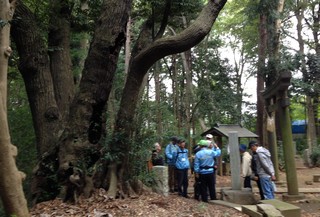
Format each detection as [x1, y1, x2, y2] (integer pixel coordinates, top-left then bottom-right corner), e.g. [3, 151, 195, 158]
[266, 0, 285, 86]
[309, 2, 320, 138]
[48, 0, 75, 124]
[257, 12, 267, 142]
[0, 0, 30, 216]
[57, 0, 132, 198]
[154, 61, 163, 136]
[11, 1, 62, 156]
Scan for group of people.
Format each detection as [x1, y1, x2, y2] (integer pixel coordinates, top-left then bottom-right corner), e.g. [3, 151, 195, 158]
[150, 137, 190, 198]
[163, 134, 221, 202]
[240, 141, 276, 200]
[150, 136, 276, 202]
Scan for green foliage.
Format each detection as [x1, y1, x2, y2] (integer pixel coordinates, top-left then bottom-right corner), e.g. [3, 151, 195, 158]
[290, 53, 320, 97]
[7, 68, 37, 203]
[136, 170, 157, 187]
[221, 147, 230, 163]
[310, 146, 320, 167]
[215, 0, 260, 58]
[70, 32, 89, 80]
[193, 39, 242, 125]
[294, 137, 308, 155]
[289, 96, 306, 121]
[71, 0, 103, 33]
[133, 0, 203, 20]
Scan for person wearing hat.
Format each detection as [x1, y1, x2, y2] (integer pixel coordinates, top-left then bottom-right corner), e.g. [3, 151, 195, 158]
[165, 136, 179, 193]
[248, 141, 276, 200]
[205, 134, 219, 188]
[194, 139, 221, 202]
[239, 144, 252, 189]
[205, 133, 213, 141]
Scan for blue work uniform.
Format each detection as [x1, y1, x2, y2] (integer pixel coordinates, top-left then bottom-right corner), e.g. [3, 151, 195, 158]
[194, 147, 221, 202]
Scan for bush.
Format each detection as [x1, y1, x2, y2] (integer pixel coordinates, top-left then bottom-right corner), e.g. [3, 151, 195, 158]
[294, 137, 308, 155]
[310, 146, 320, 167]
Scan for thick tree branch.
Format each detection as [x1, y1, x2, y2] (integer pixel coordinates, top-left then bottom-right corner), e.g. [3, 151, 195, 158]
[132, 0, 227, 74]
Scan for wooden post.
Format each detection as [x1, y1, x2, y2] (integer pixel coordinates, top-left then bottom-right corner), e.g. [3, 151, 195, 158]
[262, 71, 304, 200]
[277, 91, 299, 195]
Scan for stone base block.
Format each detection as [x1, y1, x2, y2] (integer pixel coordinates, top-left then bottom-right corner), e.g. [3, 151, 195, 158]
[221, 188, 256, 205]
[242, 205, 263, 217]
[257, 204, 283, 217]
[282, 193, 305, 202]
[152, 166, 168, 196]
[261, 199, 301, 217]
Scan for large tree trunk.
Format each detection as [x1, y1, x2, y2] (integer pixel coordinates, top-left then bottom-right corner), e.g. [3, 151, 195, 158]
[107, 0, 227, 198]
[11, 1, 62, 156]
[154, 61, 163, 135]
[181, 15, 193, 144]
[257, 12, 267, 142]
[308, 2, 320, 140]
[0, 0, 29, 216]
[48, 0, 75, 124]
[57, 0, 132, 202]
[11, 0, 131, 203]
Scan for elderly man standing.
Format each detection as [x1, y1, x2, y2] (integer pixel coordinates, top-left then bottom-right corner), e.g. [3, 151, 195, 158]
[239, 144, 252, 189]
[194, 140, 221, 202]
[249, 141, 276, 200]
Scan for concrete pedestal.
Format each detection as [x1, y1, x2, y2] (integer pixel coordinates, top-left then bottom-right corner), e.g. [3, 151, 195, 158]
[282, 193, 305, 202]
[152, 166, 169, 196]
[221, 188, 256, 205]
[261, 199, 301, 217]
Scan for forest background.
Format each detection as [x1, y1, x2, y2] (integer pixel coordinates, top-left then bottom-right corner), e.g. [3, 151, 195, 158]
[0, 0, 319, 216]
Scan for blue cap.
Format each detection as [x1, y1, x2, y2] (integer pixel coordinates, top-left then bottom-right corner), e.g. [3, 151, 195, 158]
[239, 144, 247, 152]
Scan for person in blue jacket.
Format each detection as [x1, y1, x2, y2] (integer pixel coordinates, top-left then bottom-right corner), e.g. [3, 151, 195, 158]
[173, 139, 190, 198]
[194, 139, 221, 202]
[165, 136, 179, 192]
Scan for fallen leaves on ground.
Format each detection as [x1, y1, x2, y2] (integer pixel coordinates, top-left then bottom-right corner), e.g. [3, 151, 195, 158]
[30, 189, 248, 217]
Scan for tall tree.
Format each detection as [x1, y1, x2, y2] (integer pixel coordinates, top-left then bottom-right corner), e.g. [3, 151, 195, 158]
[10, 0, 227, 202]
[294, 0, 317, 149]
[104, 0, 227, 198]
[0, 0, 29, 216]
[213, 0, 260, 127]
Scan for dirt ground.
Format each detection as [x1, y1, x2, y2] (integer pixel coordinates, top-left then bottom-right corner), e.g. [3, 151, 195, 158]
[30, 157, 320, 217]
[30, 189, 249, 217]
[214, 155, 320, 216]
